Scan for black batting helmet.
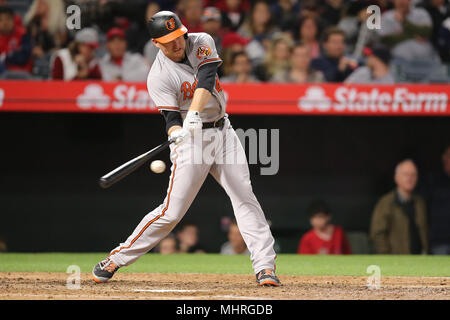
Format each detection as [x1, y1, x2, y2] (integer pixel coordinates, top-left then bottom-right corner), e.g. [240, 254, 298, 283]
[147, 11, 188, 43]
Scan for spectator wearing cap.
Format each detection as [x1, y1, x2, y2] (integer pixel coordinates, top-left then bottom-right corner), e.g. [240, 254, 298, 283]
[220, 51, 258, 83]
[179, 0, 204, 34]
[100, 27, 149, 82]
[50, 27, 101, 80]
[0, 6, 32, 76]
[220, 32, 250, 76]
[345, 45, 395, 83]
[377, 0, 439, 62]
[201, 7, 224, 56]
[311, 27, 358, 82]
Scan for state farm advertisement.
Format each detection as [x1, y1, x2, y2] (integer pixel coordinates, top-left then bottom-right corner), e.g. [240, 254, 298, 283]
[0, 81, 448, 116]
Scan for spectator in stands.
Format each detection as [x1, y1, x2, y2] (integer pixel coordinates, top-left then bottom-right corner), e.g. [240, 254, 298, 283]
[220, 31, 250, 75]
[299, 0, 321, 20]
[158, 234, 179, 254]
[377, 0, 440, 62]
[0, 6, 32, 77]
[201, 7, 224, 56]
[179, 0, 204, 33]
[418, 0, 450, 58]
[176, 222, 204, 253]
[238, 0, 278, 40]
[271, 43, 324, 83]
[50, 27, 102, 80]
[256, 33, 293, 81]
[220, 219, 250, 255]
[422, 145, 450, 255]
[298, 200, 352, 255]
[311, 27, 358, 82]
[338, 0, 379, 58]
[100, 27, 149, 82]
[270, 0, 300, 32]
[294, 16, 321, 59]
[220, 51, 258, 83]
[216, 0, 249, 31]
[437, 17, 450, 62]
[345, 45, 395, 83]
[143, 1, 161, 68]
[321, 0, 346, 28]
[370, 159, 428, 254]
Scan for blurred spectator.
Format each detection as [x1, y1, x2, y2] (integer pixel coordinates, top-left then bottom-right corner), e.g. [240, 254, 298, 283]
[0, 6, 32, 77]
[176, 222, 204, 253]
[270, 0, 300, 32]
[256, 33, 293, 81]
[422, 145, 450, 255]
[298, 200, 352, 255]
[338, 0, 379, 58]
[418, 0, 450, 62]
[100, 27, 149, 82]
[370, 159, 428, 254]
[311, 27, 358, 82]
[50, 27, 102, 80]
[345, 45, 395, 83]
[201, 7, 224, 55]
[294, 16, 321, 59]
[215, 0, 250, 31]
[158, 234, 179, 254]
[299, 0, 321, 20]
[437, 17, 450, 62]
[220, 51, 258, 83]
[321, 0, 345, 28]
[220, 219, 250, 255]
[179, 0, 204, 33]
[220, 31, 250, 75]
[0, 237, 7, 252]
[271, 43, 324, 83]
[143, 2, 161, 68]
[238, 1, 278, 40]
[377, 0, 440, 62]
[125, 1, 159, 54]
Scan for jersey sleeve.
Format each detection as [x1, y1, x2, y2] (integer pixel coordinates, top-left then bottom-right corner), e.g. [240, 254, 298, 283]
[147, 74, 179, 112]
[192, 33, 222, 69]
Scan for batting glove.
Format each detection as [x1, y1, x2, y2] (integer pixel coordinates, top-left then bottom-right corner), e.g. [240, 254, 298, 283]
[183, 110, 203, 132]
[169, 128, 189, 145]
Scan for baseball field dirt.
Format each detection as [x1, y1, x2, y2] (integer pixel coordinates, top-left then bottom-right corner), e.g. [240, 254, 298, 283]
[0, 272, 448, 300]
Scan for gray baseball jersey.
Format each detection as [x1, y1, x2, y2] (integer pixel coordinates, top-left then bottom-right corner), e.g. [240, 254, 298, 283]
[147, 33, 226, 122]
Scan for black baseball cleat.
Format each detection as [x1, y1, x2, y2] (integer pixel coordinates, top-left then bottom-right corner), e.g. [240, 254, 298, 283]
[256, 269, 281, 287]
[92, 257, 119, 283]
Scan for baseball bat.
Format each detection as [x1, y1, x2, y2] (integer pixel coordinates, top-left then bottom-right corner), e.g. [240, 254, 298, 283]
[99, 138, 174, 189]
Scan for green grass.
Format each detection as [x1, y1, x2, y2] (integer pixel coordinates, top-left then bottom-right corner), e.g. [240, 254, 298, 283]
[0, 253, 449, 277]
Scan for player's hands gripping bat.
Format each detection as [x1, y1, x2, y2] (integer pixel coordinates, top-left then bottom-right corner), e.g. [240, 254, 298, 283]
[99, 138, 175, 189]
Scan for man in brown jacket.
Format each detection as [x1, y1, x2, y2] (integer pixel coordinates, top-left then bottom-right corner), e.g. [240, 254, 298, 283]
[370, 159, 428, 254]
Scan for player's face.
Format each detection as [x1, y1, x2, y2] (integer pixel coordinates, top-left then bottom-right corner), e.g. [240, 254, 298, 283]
[154, 35, 186, 62]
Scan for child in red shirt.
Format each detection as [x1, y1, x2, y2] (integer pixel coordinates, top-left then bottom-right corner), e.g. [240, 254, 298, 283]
[298, 200, 352, 255]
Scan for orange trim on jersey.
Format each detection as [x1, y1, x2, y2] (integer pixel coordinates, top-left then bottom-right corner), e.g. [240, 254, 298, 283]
[198, 58, 221, 68]
[109, 149, 179, 256]
[154, 26, 187, 43]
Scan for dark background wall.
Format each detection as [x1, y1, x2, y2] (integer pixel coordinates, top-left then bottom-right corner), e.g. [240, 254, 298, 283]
[0, 113, 448, 253]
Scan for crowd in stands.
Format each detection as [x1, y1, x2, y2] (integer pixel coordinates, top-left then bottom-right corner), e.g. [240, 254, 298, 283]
[0, 0, 449, 82]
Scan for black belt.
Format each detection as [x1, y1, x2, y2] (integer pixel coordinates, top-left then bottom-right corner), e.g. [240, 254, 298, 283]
[202, 117, 225, 129]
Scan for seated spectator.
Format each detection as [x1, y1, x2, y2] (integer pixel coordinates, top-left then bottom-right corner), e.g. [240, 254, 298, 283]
[50, 27, 101, 80]
[215, 0, 250, 31]
[158, 234, 179, 254]
[143, 2, 162, 68]
[345, 45, 395, 83]
[201, 7, 224, 56]
[377, 0, 440, 62]
[271, 43, 324, 83]
[298, 200, 352, 255]
[311, 27, 358, 82]
[100, 27, 149, 82]
[0, 6, 32, 76]
[437, 17, 450, 62]
[220, 219, 250, 255]
[220, 32, 250, 76]
[338, 0, 379, 58]
[176, 222, 204, 253]
[220, 51, 258, 83]
[270, 0, 300, 32]
[321, 0, 346, 28]
[370, 159, 428, 254]
[256, 33, 293, 81]
[179, 0, 204, 33]
[422, 145, 450, 255]
[295, 16, 321, 59]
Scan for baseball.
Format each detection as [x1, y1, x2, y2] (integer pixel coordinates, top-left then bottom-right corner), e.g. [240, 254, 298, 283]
[150, 160, 166, 174]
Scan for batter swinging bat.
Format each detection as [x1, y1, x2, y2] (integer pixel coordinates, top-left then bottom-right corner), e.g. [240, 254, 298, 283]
[99, 138, 175, 189]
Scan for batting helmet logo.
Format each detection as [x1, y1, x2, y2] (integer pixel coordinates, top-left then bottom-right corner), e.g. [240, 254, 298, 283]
[165, 18, 176, 31]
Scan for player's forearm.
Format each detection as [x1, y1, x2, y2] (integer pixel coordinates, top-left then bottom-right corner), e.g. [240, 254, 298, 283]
[189, 88, 211, 113]
[168, 125, 182, 136]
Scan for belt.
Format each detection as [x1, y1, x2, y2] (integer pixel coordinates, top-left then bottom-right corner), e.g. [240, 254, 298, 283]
[202, 117, 225, 129]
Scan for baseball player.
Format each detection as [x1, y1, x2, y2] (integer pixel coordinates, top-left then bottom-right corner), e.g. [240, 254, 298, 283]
[92, 11, 280, 287]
